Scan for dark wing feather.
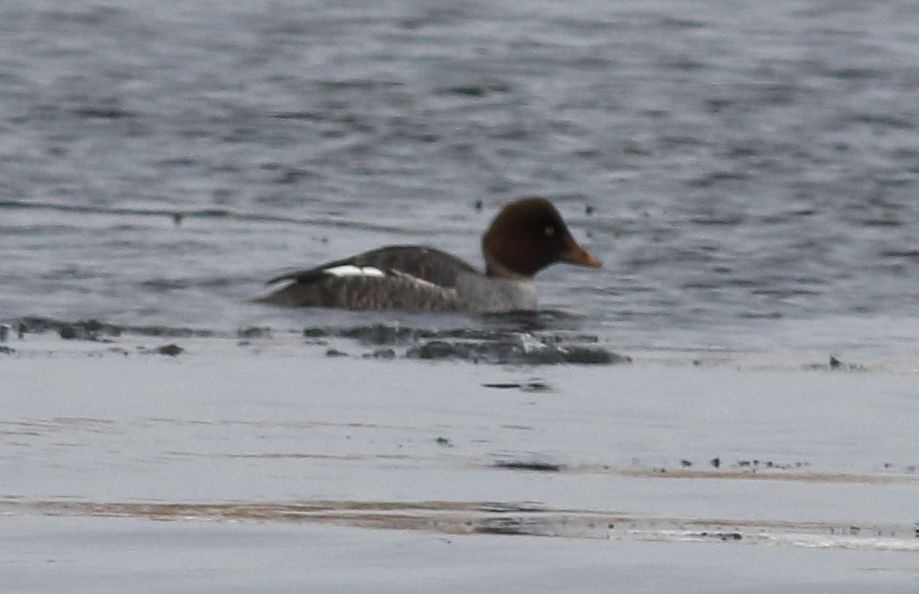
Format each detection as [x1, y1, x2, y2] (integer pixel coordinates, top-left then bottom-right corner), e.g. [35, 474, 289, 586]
[258, 246, 479, 310]
[267, 246, 478, 288]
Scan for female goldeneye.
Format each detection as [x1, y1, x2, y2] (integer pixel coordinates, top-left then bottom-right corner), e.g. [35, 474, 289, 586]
[256, 197, 600, 312]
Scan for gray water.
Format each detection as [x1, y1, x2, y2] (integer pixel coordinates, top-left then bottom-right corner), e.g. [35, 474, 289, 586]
[3, 0, 919, 359]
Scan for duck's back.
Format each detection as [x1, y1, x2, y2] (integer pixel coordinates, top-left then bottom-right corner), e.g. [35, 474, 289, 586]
[256, 246, 478, 311]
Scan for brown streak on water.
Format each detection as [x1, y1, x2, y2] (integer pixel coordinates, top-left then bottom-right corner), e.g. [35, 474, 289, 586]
[3, 498, 919, 551]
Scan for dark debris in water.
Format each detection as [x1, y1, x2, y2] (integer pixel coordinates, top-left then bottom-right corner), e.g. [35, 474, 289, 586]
[11, 317, 628, 366]
[135, 343, 185, 357]
[439, 82, 512, 98]
[17, 316, 216, 340]
[302, 327, 329, 338]
[59, 319, 112, 342]
[405, 339, 624, 365]
[473, 518, 535, 536]
[493, 460, 564, 473]
[238, 326, 271, 339]
[482, 381, 552, 392]
[882, 462, 919, 474]
[691, 531, 743, 542]
[302, 322, 629, 366]
[330, 324, 500, 345]
[668, 457, 812, 472]
[153, 344, 184, 357]
[806, 355, 864, 371]
[366, 348, 396, 360]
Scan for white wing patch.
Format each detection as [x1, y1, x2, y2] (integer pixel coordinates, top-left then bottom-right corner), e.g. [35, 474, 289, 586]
[323, 265, 386, 278]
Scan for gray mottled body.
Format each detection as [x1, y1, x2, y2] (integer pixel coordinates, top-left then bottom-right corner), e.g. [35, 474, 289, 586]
[256, 245, 536, 313]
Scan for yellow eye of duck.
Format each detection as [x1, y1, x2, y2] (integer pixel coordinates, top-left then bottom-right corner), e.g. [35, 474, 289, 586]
[544, 225, 556, 237]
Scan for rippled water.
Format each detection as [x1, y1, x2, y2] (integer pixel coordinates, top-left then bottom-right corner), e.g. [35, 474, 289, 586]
[2, 0, 919, 357]
[5, 7, 919, 587]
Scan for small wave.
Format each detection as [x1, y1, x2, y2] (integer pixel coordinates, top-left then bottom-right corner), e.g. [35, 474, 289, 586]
[71, 106, 138, 120]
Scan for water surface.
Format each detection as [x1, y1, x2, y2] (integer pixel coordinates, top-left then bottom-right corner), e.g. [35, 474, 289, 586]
[2, 0, 919, 361]
[2, 3, 919, 591]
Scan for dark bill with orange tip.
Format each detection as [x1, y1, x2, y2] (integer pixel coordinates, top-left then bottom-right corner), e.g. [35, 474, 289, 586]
[561, 235, 601, 267]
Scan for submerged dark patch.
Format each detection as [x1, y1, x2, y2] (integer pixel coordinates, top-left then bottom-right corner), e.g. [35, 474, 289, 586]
[406, 339, 625, 365]
[302, 321, 630, 366]
[154, 344, 184, 357]
[12, 317, 629, 366]
[493, 461, 564, 473]
[17, 316, 216, 340]
[482, 381, 552, 392]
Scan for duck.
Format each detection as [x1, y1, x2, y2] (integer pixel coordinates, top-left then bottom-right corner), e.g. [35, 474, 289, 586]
[256, 197, 600, 312]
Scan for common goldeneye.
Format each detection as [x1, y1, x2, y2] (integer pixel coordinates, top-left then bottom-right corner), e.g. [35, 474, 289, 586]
[257, 197, 600, 312]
